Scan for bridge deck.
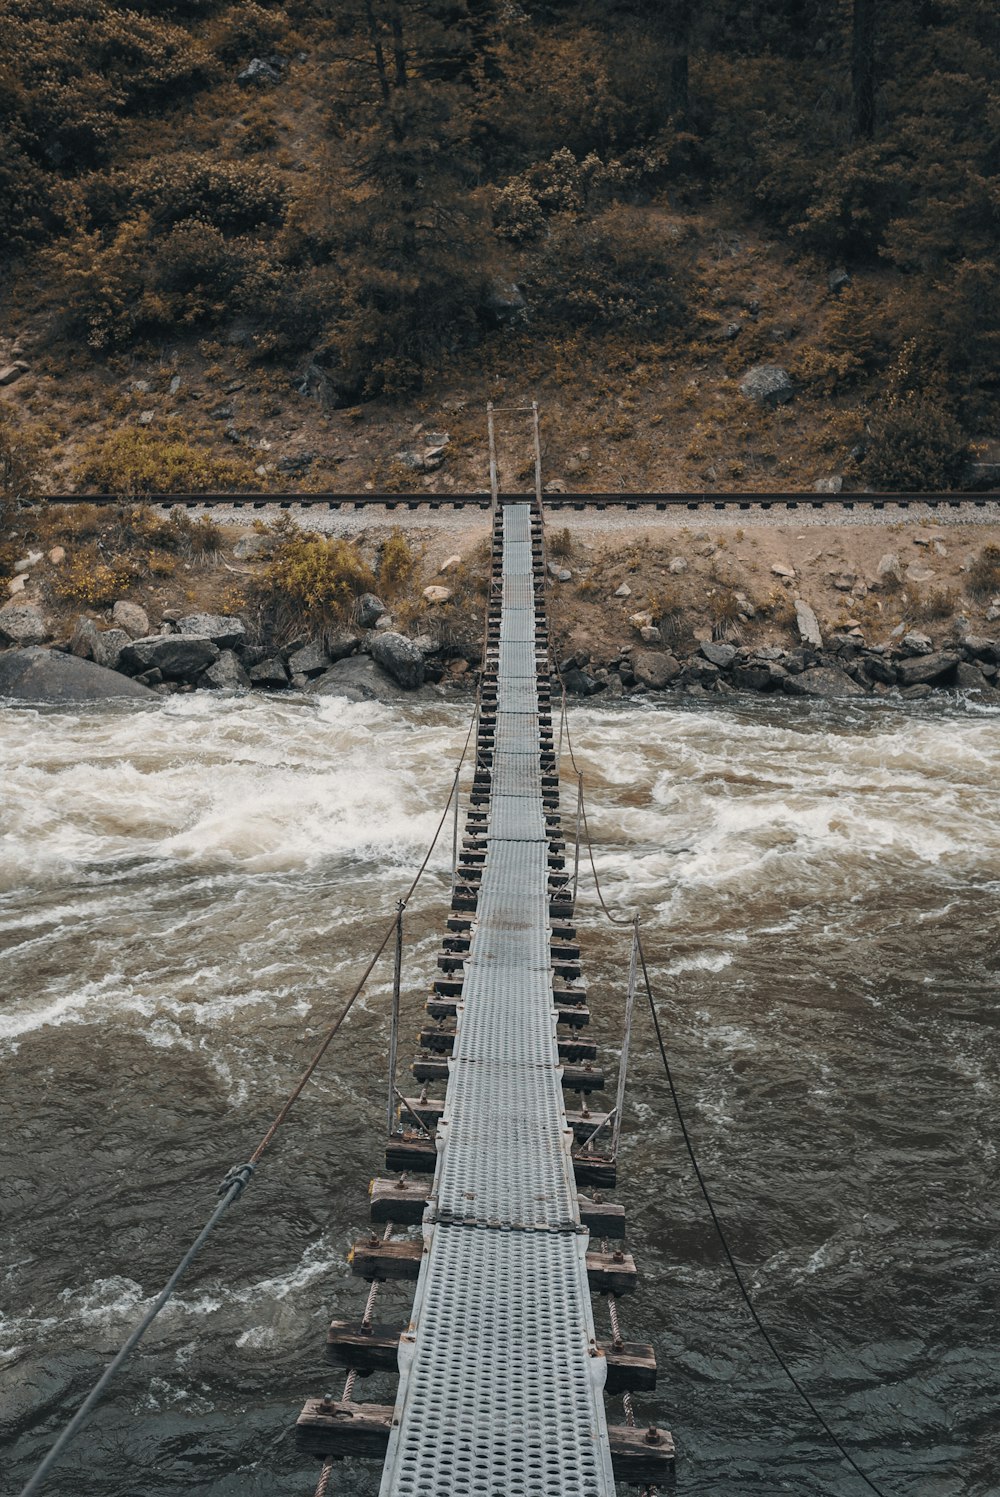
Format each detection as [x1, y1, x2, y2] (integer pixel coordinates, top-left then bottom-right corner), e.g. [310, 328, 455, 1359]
[377, 502, 616, 1496]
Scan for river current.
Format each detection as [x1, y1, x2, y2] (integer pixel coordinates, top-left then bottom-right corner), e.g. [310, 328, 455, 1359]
[1, 691, 997, 1497]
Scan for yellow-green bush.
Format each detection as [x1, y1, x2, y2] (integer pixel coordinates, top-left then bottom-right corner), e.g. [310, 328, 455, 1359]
[966, 545, 1000, 602]
[245, 522, 376, 638]
[52, 545, 138, 607]
[71, 426, 256, 495]
[377, 528, 416, 598]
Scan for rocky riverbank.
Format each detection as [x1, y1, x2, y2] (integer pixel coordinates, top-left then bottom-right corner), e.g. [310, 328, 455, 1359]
[2, 510, 1000, 706]
[2, 592, 998, 708]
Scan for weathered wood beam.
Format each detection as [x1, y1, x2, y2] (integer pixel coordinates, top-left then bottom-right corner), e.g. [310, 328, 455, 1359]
[350, 1237, 636, 1294]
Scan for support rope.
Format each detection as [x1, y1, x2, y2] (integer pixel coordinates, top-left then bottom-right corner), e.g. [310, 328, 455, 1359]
[18, 695, 481, 1497]
[538, 488, 890, 1493]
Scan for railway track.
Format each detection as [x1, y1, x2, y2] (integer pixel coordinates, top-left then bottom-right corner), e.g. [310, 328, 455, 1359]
[25, 490, 1000, 512]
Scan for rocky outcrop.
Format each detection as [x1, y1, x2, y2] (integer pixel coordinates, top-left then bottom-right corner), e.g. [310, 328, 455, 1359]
[355, 594, 387, 629]
[739, 366, 794, 406]
[112, 600, 150, 639]
[894, 651, 960, 687]
[201, 651, 251, 690]
[309, 656, 424, 703]
[0, 648, 155, 703]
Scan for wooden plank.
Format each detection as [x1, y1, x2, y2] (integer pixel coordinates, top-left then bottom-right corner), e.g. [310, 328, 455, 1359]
[417, 1029, 597, 1061]
[604, 1341, 657, 1394]
[411, 1057, 605, 1092]
[425, 998, 590, 1028]
[370, 1180, 624, 1238]
[351, 1238, 635, 1293]
[399, 1096, 610, 1144]
[323, 1324, 653, 1390]
[370, 1176, 427, 1223]
[326, 1321, 403, 1373]
[576, 1194, 625, 1238]
[350, 1237, 423, 1280]
[608, 1423, 676, 1483]
[295, 1397, 393, 1460]
[585, 1249, 638, 1295]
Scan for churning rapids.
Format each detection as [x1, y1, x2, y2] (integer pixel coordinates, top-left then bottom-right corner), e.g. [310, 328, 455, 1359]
[1, 691, 997, 1497]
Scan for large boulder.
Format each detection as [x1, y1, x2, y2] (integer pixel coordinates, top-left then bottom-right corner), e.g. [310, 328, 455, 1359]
[895, 651, 960, 687]
[0, 648, 156, 703]
[738, 366, 794, 407]
[176, 613, 246, 649]
[309, 656, 416, 703]
[785, 666, 866, 698]
[369, 631, 425, 689]
[201, 651, 251, 690]
[112, 600, 150, 639]
[119, 634, 220, 680]
[69, 616, 100, 659]
[0, 601, 49, 647]
[249, 656, 289, 688]
[632, 650, 681, 690]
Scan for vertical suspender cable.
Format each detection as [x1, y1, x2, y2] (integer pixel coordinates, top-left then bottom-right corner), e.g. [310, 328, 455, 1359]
[571, 773, 584, 908]
[487, 400, 499, 514]
[386, 901, 403, 1139]
[611, 916, 639, 1159]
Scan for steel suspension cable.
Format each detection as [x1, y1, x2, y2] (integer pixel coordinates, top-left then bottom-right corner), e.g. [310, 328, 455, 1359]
[18, 693, 481, 1497]
[556, 707, 894, 1497]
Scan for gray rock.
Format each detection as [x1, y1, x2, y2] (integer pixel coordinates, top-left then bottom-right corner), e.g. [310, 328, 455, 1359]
[638, 625, 662, 644]
[0, 602, 48, 646]
[632, 650, 681, 690]
[169, 374, 182, 395]
[954, 661, 989, 691]
[876, 552, 903, 583]
[233, 532, 269, 561]
[0, 362, 29, 386]
[309, 656, 417, 704]
[237, 57, 282, 85]
[93, 628, 131, 672]
[828, 268, 852, 295]
[901, 631, 933, 656]
[249, 656, 289, 688]
[112, 600, 150, 639]
[287, 641, 329, 677]
[863, 655, 897, 686]
[209, 403, 235, 421]
[668, 556, 687, 574]
[794, 599, 824, 649]
[786, 666, 866, 698]
[814, 475, 844, 494]
[614, 583, 632, 598]
[201, 651, 251, 690]
[738, 365, 794, 407]
[355, 593, 387, 629]
[134, 668, 163, 688]
[69, 616, 100, 659]
[369, 631, 425, 689]
[901, 683, 933, 700]
[700, 640, 737, 669]
[961, 634, 1000, 665]
[895, 651, 959, 687]
[325, 628, 360, 662]
[176, 613, 246, 648]
[547, 562, 572, 582]
[120, 635, 220, 680]
[0, 647, 155, 703]
[14, 551, 42, 574]
[732, 664, 774, 692]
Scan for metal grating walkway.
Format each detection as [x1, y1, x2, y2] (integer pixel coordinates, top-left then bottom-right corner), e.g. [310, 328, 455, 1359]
[378, 503, 616, 1496]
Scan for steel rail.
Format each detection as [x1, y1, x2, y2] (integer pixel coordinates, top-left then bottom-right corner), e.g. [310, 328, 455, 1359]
[21, 489, 1000, 511]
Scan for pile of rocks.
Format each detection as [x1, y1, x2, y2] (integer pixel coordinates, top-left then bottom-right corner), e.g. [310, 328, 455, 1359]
[557, 631, 1000, 703]
[0, 590, 484, 705]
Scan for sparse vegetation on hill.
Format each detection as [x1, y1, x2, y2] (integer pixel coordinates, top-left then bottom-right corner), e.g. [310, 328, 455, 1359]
[0, 0, 996, 493]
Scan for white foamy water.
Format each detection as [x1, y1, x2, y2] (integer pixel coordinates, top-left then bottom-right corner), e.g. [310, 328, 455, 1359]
[1, 689, 998, 1495]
